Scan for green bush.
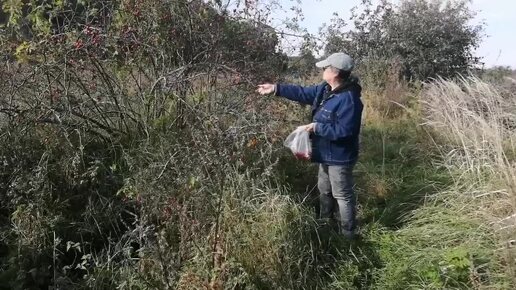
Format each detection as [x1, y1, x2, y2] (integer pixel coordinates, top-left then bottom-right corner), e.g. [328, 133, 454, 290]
[324, 0, 483, 82]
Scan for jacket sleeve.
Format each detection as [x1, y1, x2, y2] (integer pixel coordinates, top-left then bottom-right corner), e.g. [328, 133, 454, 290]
[314, 93, 362, 141]
[275, 83, 324, 105]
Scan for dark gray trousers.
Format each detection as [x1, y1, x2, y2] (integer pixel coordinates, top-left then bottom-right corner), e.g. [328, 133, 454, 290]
[318, 164, 356, 237]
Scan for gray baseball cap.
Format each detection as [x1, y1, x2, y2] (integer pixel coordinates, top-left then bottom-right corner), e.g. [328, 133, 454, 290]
[316, 52, 354, 71]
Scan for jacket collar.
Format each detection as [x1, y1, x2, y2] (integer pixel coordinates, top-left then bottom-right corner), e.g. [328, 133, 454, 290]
[324, 75, 361, 96]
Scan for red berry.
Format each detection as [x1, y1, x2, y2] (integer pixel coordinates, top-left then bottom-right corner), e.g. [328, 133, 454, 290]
[74, 39, 84, 49]
[294, 152, 311, 160]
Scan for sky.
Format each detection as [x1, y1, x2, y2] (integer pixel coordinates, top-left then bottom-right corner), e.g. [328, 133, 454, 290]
[280, 0, 516, 68]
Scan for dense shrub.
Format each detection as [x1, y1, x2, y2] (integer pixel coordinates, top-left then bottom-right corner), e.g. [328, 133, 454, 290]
[324, 0, 483, 83]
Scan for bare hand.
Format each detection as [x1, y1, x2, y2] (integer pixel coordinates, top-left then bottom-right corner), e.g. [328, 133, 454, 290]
[256, 83, 275, 95]
[298, 123, 315, 133]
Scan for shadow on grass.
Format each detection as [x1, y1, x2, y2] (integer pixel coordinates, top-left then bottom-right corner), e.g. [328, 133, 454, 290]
[276, 152, 384, 289]
[356, 120, 451, 228]
[276, 118, 452, 289]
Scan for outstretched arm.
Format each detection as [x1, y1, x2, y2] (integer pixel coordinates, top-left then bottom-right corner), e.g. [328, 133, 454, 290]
[256, 83, 324, 105]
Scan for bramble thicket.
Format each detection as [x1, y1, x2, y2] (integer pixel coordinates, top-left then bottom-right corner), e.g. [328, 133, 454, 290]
[0, 0, 515, 289]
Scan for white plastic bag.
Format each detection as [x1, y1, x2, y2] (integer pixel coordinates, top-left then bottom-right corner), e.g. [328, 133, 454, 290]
[284, 127, 312, 160]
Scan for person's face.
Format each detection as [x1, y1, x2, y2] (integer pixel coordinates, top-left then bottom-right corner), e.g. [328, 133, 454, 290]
[322, 66, 339, 83]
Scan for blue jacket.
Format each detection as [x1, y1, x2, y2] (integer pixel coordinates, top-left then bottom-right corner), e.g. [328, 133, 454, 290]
[276, 78, 363, 166]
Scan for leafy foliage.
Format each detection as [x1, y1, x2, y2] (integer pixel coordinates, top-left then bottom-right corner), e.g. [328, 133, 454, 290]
[0, 0, 512, 289]
[324, 0, 483, 82]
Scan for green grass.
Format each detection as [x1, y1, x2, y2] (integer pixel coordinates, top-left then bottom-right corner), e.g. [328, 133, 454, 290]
[356, 118, 451, 228]
[321, 116, 511, 289]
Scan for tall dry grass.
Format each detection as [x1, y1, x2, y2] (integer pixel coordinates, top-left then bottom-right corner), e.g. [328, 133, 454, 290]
[421, 76, 516, 285]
